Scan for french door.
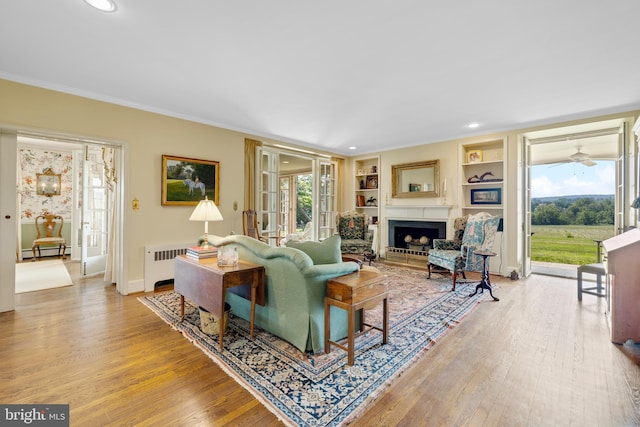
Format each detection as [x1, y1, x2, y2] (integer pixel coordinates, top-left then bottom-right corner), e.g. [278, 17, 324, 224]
[72, 146, 111, 276]
[317, 159, 336, 240]
[257, 147, 337, 243]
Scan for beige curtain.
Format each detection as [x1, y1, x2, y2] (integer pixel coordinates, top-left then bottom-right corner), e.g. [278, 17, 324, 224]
[16, 149, 23, 261]
[102, 146, 117, 283]
[244, 139, 261, 211]
[332, 157, 344, 212]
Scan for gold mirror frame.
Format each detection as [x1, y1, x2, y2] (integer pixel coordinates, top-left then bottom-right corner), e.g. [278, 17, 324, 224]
[391, 160, 440, 198]
[36, 167, 61, 197]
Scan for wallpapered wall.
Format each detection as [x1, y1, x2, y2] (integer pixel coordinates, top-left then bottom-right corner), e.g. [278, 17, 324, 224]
[19, 148, 73, 222]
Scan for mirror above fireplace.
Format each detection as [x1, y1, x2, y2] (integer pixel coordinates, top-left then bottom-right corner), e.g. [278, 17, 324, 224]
[391, 159, 440, 198]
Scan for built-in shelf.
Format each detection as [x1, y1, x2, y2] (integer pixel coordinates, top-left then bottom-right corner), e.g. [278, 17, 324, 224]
[354, 155, 381, 254]
[459, 138, 506, 275]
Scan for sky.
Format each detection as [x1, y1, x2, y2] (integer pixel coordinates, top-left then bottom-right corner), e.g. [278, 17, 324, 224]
[531, 161, 615, 198]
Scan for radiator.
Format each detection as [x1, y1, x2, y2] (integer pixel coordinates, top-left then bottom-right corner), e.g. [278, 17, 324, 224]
[144, 242, 192, 291]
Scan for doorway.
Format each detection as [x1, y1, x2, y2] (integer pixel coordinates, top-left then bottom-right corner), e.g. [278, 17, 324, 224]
[16, 136, 114, 277]
[279, 153, 313, 238]
[257, 146, 337, 244]
[4, 130, 126, 310]
[521, 117, 636, 278]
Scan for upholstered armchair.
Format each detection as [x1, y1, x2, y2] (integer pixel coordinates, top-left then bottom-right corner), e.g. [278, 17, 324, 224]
[335, 210, 373, 255]
[427, 212, 501, 291]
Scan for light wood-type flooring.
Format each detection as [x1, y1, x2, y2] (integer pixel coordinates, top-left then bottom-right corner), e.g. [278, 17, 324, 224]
[2, 259, 639, 426]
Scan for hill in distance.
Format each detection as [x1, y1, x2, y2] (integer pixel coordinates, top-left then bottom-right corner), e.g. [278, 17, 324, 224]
[532, 194, 614, 203]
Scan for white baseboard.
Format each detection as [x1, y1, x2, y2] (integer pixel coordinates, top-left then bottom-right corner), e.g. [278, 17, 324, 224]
[126, 279, 145, 295]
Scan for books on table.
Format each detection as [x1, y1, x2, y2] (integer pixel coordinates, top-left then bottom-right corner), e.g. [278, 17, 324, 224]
[186, 246, 217, 259]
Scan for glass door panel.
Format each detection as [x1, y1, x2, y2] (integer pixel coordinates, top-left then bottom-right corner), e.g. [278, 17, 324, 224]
[317, 160, 336, 240]
[81, 147, 110, 276]
[258, 149, 280, 244]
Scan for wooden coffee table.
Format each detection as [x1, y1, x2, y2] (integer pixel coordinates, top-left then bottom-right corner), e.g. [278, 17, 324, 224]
[324, 268, 389, 366]
[174, 255, 265, 351]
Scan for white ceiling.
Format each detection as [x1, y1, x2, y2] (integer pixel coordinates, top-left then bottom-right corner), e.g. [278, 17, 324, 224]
[2, 1, 640, 156]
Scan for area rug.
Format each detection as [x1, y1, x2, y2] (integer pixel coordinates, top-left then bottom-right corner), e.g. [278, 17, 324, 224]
[138, 264, 496, 426]
[15, 259, 73, 293]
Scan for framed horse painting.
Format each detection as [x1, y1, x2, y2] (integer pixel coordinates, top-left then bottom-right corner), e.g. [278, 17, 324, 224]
[161, 155, 220, 206]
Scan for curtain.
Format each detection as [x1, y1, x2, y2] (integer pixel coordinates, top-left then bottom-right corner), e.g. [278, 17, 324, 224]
[15, 149, 23, 261]
[244, 139, 261, 211]
[102, 146, 117, 283]
[332, 157, 344, 212]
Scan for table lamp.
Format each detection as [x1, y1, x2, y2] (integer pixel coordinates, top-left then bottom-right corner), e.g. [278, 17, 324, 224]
[189, 196, 223, 249]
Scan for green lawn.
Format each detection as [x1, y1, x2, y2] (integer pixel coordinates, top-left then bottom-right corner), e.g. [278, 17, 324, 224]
[531, 225, 614, 265]
[166, 179, 215, 202]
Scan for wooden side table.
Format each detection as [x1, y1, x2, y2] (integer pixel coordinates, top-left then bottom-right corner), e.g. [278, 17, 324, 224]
[324, 269, 389, 366]
[174, 255, 265, 351]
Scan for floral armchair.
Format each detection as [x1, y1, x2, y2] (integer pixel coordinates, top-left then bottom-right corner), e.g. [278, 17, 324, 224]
[427, 212, 501, 291]
[335, 210, 373, 255]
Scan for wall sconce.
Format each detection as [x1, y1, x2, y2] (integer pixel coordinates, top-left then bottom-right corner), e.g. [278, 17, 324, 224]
[36, 168, 61, 197]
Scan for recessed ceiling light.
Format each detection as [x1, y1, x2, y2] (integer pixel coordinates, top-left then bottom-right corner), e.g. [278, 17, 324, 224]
[467, 122, 480, 129]
[348, 146, 357, 150]
[84, 0, 117, 12]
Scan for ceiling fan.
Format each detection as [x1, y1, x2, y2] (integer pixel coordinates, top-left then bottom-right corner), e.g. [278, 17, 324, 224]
[567, 147, 596, 166]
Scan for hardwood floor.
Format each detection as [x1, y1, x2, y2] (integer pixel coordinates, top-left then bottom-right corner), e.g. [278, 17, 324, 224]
[2, 260, 639, 426]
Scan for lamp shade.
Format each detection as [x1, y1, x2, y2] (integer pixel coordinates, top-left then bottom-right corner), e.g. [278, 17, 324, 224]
[189, 197, 223, 249]
[189, 196, 223, 222]
[632, 197, 640, 209]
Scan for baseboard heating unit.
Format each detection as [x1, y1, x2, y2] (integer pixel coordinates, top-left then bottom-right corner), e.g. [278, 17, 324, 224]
[144, 242, 192, 291]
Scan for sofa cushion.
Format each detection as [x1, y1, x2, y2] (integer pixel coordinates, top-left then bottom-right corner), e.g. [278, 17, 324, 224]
[287, 234, 342, 265]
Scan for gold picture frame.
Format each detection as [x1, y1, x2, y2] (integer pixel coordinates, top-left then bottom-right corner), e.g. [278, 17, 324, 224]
[467, 150, 483, 163]
[162, 155, 220, 206]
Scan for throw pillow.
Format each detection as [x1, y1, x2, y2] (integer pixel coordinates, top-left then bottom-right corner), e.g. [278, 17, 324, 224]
[287, 234, 342, 265]
[338, 213, 366, 240]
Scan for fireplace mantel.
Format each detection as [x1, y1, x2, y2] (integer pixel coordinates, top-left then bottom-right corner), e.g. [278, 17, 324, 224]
[383, 205, 452, 221]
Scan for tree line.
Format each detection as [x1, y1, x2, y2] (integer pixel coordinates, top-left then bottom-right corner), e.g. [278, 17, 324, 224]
[531, 197, 614, 225]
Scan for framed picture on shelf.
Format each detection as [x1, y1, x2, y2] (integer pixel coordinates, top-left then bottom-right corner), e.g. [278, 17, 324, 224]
[365, 175, 378, 189]
[467, 150, 483, 163]
[409, 183, 421, 192]
[470, 188, 501, 205]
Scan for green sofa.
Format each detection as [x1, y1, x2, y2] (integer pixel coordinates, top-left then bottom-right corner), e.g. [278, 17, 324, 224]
[208, 234, 360, 353]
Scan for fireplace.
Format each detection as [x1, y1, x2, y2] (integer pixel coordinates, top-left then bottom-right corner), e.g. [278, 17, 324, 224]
[388, 219, 446, 249]
[386, 219, 446, 267]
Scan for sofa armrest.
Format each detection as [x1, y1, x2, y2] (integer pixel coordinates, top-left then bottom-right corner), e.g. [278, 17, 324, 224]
[303, 261, 360, 280]
[341, 255, 363, 269]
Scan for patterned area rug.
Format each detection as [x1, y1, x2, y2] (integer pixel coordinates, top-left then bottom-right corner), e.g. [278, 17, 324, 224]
[138, 263, 495, 426]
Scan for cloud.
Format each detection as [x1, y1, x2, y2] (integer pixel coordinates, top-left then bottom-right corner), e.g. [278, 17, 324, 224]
[531, 161, 615, 198]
